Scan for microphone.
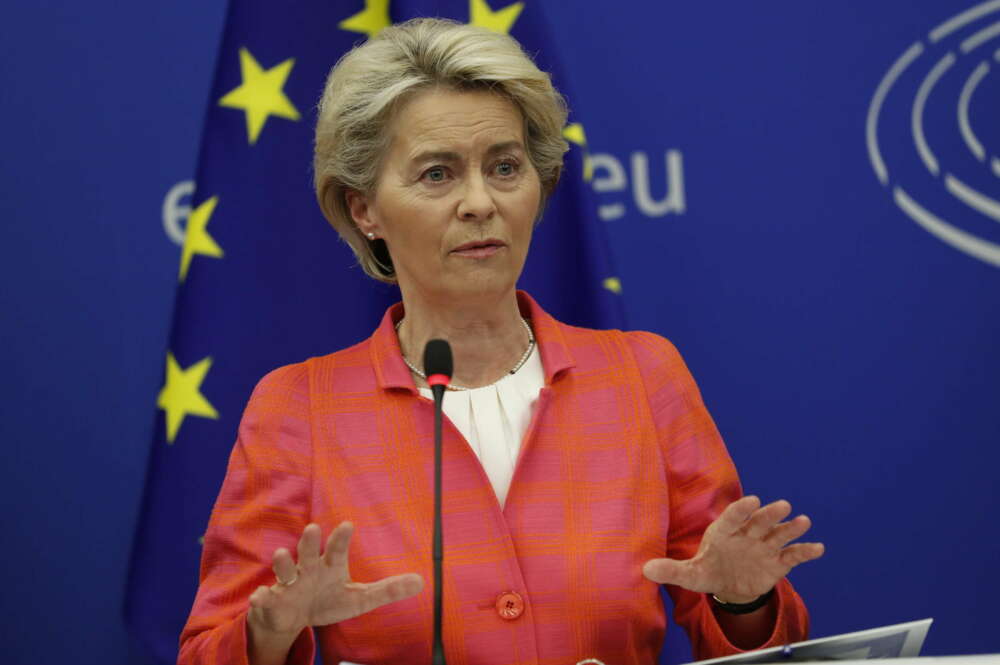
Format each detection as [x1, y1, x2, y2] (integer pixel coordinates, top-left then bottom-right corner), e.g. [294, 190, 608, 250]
[423, 339, 453, 399]
[423, 339, 452, 665]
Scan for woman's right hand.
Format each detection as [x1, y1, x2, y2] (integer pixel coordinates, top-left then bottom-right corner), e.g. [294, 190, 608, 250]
[246, 521, 424, 661]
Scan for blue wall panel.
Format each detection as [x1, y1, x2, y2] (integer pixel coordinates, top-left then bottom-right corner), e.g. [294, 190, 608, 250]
[1, 1, 997, 662]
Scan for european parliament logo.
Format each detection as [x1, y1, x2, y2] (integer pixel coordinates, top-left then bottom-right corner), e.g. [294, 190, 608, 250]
[867, 0, 1000, 268]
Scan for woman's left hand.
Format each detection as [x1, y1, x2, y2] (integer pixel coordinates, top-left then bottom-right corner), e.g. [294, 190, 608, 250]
[642, 496, 825, 604]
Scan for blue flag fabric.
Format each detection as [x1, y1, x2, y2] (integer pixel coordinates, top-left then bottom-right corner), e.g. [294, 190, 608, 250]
[125, 1, 623, 663]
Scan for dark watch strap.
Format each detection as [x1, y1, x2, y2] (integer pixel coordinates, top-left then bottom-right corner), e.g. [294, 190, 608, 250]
[709, 588, 775, 614]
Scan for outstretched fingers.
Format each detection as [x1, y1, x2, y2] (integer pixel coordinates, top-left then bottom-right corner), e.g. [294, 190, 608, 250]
[764, 514, 813, 548]
[642, 558, 703, 590]
[744, 500, 793, 539]
[322, 521, 355, 570]
[296, 523, 323, 571]
[344, 573, 425, 617]
[715, 495, 762, 535]
[269, 522, 336, 589]
[779, 542, 826, 568]
[272, 546, 298, 586]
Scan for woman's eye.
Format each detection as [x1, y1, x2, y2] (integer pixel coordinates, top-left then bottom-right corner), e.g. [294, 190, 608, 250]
[424, 167, 446, 182]
[495, 160, 517, 176]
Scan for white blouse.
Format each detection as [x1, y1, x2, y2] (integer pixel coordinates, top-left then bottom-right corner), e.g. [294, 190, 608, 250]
[418, 344, 544, 507]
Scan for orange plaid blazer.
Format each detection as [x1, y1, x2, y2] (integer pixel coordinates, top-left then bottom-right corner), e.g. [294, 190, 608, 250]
[179, 292, 809, 665]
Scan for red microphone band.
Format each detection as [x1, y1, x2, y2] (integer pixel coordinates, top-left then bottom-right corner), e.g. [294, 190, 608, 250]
[427, 373, 451, 388]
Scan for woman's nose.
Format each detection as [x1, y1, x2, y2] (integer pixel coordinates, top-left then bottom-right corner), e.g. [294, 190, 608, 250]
[456, 174, 496, 221]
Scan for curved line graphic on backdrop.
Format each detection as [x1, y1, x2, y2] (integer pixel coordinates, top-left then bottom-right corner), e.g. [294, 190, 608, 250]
[961, 19, 1000, 51]
[930, 0, 1000, 42]
[867, 0, 1000, 268]
[893, 187, 1000, 266]
[867, 42, 923, 185]
[945, 174, 1000, 223]
[895, 188, 1000, 264]
[957, 61, 989, 160]
[912, 52, 956, 176]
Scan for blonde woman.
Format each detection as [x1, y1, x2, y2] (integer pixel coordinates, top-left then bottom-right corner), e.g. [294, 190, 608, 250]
[179, 18, 823, 665]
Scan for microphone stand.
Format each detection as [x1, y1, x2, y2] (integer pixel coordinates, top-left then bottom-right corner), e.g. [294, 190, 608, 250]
[431, 381, 446, 665]
[424, 339, 452, 665]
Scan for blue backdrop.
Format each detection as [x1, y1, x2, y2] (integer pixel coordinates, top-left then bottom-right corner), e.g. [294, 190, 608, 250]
[2, 1, 998, 664]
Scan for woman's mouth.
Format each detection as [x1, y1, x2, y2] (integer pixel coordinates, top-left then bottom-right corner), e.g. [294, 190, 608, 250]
[451, 239, 506, 259]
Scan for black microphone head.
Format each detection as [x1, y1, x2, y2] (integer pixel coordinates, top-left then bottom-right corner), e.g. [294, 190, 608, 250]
[423, 339, 453, 379]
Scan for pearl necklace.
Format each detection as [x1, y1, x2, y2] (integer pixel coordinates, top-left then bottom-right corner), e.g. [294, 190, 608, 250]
[395, 317, 535, 391]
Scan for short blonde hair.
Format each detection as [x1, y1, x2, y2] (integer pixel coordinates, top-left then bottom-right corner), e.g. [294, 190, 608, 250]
[313, 17, 568, 283]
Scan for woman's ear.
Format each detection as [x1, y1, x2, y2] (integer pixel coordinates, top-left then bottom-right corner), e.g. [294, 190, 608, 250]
[345, 189, 378, 238]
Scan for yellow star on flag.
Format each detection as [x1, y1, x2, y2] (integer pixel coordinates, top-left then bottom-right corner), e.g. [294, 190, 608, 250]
[563, 123, 594, 181]
[179, 196, 223, 282]
[219, 47, 300, 145]
[339, 0, 391, 38]
[603, 277, 623, 294]
[469, 0, 523, 34]
[157, 352, 219, 444]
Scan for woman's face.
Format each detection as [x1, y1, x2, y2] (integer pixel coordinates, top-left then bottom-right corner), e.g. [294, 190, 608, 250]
[348, 87, 542, 306]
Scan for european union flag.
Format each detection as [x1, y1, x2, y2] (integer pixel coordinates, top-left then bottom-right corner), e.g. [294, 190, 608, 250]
[126, 1, 622, 662]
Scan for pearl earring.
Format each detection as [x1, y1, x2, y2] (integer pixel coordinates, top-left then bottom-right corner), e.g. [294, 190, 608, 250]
[366, 232, 375, 240]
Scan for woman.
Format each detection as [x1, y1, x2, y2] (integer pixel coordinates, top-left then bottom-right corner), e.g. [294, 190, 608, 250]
[179, 18, 824, 665]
